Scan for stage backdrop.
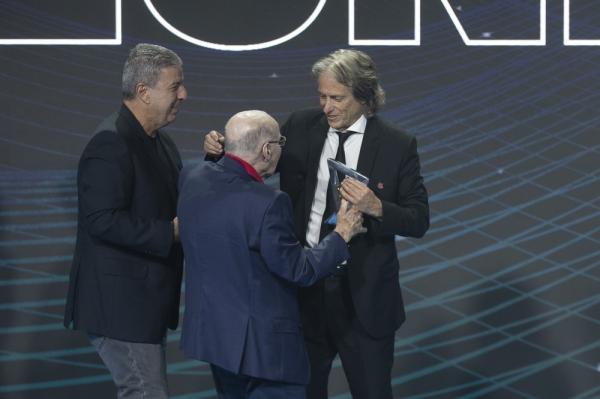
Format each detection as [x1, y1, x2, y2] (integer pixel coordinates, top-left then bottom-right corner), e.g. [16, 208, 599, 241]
[1, 0, 599, 398]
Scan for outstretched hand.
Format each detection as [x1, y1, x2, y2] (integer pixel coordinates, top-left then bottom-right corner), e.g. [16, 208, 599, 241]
[334, 199, 365, 242]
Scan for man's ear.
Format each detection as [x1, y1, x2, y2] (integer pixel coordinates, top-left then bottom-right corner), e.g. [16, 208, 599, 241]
[136, 83, 150, 104]
[262, 143, 271, 161]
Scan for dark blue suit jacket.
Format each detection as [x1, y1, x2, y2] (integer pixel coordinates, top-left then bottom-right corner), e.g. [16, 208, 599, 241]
[177, 157, 350, 384]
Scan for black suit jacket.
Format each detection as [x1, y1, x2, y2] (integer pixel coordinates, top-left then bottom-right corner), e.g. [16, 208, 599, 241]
[64, 104, 183, 343]
[280, 108, 429, 339]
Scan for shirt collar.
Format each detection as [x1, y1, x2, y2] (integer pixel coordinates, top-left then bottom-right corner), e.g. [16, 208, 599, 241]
[120, 103, 159, 142]
[224, 153, 263, 183]
[328, 114, 367, 135]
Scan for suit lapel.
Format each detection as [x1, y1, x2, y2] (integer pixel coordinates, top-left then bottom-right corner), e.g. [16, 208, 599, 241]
[155, 133, 181, 199]
[148, 134, 179, 207]
[117, 108, 178, 208]
[303, 115, 329, 229]
[356, 116, 381, 187]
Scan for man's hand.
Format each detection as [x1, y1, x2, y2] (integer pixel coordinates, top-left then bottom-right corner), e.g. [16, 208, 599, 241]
[203, 130, 224, 156]
[339, 178, 383, 218]
[334, 199, 365, 242]
[172, 217, 180, 242]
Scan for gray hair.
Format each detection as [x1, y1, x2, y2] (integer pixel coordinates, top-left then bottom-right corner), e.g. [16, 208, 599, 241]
[122, 43, 182, 100]
[224, 111, 279, 156]
[312, 49, 385, 116]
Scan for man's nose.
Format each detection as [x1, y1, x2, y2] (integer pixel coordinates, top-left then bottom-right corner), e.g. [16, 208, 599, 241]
[178, 85, 188, 101]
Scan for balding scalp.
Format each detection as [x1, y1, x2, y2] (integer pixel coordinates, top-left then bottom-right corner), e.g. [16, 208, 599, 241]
[224, 110, 279, 156]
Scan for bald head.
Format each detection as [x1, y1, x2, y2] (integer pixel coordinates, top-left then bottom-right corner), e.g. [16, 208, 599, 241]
[224, 110, 279, 157]
[222, 110, 282, 179]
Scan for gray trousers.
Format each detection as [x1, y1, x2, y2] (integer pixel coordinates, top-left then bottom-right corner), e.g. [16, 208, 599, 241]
[89, 334, 168, 399]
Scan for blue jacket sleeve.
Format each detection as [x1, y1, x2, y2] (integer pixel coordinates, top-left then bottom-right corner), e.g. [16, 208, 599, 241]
[259, 192, 349, 286]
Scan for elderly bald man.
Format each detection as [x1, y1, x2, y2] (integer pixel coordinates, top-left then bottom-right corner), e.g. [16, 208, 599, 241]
[177, 110, 364, 399]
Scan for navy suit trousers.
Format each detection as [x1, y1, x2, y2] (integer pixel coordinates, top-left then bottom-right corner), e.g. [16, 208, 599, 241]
[211, 364, 305, 399]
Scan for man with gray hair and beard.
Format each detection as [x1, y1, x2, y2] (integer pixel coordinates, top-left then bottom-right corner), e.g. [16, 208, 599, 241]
[64, 43, 187, 398]
[178, 110, 365, 399]
[205, 50, 430, 398]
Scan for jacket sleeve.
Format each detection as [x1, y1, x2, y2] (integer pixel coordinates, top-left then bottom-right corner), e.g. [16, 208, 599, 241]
[78, 131, 174, 257]
[368, 135, 430, 238]
[259, 193, 349, 286]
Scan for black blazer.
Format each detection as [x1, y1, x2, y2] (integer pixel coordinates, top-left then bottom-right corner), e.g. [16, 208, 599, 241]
[280, 108, 429, 339]
[64, 105, 183, 343]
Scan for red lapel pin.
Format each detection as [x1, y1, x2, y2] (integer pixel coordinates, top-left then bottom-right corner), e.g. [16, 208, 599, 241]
[377, 182, 384, 189]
